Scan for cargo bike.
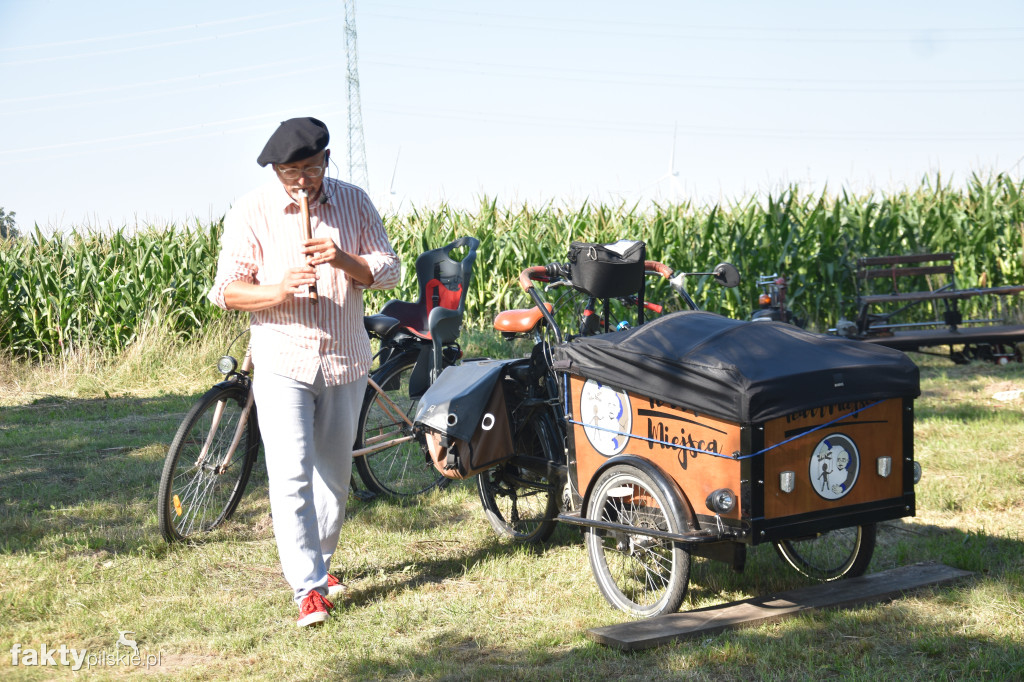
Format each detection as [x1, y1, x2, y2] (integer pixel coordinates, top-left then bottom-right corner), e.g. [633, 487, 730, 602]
[414, 240, 923, 618]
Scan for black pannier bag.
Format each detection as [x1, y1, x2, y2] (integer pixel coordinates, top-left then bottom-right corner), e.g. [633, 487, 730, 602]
[567, 239, 646, 299]
[413, 359, 515, 479]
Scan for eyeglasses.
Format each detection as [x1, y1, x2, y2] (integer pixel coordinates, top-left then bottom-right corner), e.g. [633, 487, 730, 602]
[275, 164, 326, 180]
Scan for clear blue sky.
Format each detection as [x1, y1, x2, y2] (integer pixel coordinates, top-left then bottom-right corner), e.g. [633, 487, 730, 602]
[1, 0, 1022, 232]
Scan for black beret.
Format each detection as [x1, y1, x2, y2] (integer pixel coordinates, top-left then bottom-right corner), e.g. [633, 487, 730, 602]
[256, 117, 330, 167]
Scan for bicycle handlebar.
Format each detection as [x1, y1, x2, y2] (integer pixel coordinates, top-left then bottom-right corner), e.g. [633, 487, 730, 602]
[518, 260, 674, 293]
[514, 258, 704, 344]
[518, 265, 552, 291]
[644, 260, 673, 280]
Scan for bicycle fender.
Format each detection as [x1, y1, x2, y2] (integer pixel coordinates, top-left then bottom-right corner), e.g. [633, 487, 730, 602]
[213, 375, 251, 392]
[408, 344, 433, 399]
[581, 455, 699, 534]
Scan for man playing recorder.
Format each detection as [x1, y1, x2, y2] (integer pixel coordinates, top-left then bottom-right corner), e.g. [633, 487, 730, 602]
[209, 117, 399, 627]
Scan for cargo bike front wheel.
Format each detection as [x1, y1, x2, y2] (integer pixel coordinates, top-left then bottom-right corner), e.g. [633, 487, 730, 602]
[584, 464, 691, 618]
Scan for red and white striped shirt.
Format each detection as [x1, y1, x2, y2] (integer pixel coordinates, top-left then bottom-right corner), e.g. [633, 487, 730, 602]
[208, 178, 400, 386]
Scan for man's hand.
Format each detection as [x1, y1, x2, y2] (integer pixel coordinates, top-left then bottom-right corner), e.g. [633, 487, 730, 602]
[278, 265, 318, 298]
[302, 238, 341, 268]
[223, 265, 317, 312]
[303, 237, 374, 286]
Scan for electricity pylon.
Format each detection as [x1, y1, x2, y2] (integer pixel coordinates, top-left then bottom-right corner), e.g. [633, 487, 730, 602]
[344, 0, 368, 190]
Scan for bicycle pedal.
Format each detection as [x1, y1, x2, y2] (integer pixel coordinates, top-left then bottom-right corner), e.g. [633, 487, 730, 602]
[350, 488, 378, 502]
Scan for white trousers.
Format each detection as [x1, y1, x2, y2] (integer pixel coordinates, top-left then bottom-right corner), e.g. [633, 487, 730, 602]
[253, 369, 367, 605]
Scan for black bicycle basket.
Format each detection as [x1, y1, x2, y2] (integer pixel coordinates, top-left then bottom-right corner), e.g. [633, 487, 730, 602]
[567, 240, 646, 299]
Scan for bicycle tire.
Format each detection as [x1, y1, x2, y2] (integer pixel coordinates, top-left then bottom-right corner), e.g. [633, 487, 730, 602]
[584, 464, 691, 618]
[773, 524, 877, 581]
[354, 353, 449, 497]
[477, 413, 560, 544]
[158, 382, 259, 543]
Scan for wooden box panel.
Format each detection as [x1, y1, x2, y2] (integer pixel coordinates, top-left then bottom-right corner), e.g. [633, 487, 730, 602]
[569, 377, 744, 520]
[761, 398, 905, 519]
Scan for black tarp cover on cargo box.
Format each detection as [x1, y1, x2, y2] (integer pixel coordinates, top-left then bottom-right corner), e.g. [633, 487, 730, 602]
[551, 311, 920, 424]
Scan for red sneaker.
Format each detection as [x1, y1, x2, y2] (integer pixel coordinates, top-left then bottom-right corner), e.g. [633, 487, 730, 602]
[326, 574, 346, 599]
[296, 591, 333, 628]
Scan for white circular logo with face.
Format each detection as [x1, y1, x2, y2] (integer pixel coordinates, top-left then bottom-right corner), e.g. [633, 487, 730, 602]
[580, 380, 632, 457]
[809, 433, 860, 500]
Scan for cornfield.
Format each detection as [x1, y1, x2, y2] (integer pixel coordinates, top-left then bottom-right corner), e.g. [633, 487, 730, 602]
[0, 221, 222, 358]
[3, 174, 1023, 359]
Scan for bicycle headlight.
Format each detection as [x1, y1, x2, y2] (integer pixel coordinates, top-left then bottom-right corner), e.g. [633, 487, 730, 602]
[217, 355, 238, 376]
[705, 488, 736, 514]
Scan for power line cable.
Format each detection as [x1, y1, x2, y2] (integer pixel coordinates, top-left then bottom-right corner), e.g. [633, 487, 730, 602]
[0, 9, 294, 51]
[0, 15, 340, 67]
[364, 55, 1024, 93]
[0, 106, 347, 165]
[363, 4, 1024, 43]
[0, 60, 345, 117]
[0, 106, 343, 157]
[0, 59, 307, 104]
[0, 1, 343, 52]
[2, 100, 1016, 164]
[370, 1, 1024, 38]
[365, 103, 1024, 142]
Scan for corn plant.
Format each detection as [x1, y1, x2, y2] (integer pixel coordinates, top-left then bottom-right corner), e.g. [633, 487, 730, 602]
[2, 175, 1022, 358]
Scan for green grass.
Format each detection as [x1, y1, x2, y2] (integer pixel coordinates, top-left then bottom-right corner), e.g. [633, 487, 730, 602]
[1, 328, 1023, 680]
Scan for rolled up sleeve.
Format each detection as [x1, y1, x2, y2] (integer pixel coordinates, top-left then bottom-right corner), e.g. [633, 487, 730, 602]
[361, 250, 400, 291]
[208, 210, 260, 310]
[356, 199, 400, 291]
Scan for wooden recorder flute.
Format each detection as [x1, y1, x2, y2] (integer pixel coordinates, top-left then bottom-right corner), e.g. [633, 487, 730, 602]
[297, 189, 319, 305]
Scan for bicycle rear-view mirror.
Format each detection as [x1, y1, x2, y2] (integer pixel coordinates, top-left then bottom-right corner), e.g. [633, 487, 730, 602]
[713, 262, 740, 288]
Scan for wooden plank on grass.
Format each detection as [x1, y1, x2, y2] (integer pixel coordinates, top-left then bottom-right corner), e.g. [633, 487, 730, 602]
[587, 562, 973, 651]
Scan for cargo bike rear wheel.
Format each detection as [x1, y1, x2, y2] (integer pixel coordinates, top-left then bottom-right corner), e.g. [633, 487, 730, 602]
[477, 413, 561, 544]
[584, 464, 691, 618]
[773, 524, 877, 581]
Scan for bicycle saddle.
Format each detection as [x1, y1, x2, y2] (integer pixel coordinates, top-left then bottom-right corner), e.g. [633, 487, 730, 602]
[364, 314, 401, 338]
